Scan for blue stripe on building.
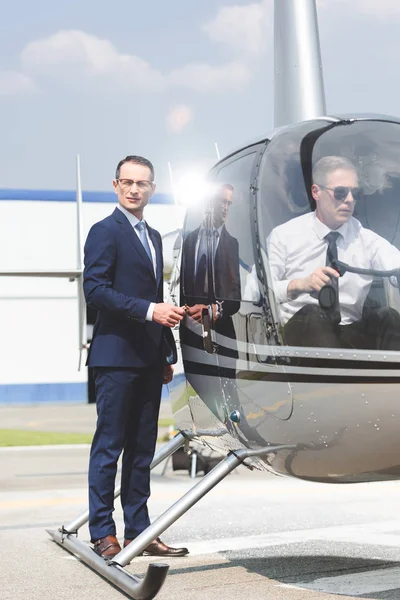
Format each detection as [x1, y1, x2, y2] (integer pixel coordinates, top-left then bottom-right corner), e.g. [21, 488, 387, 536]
[0, 382, 170, 405]
[0, 383, 88, 405]
[0, 189, 175, 204]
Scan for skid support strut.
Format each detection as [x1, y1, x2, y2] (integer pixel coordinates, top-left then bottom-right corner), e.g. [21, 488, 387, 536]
[48, 433, 291, 599]
[113, 445, 290, 567]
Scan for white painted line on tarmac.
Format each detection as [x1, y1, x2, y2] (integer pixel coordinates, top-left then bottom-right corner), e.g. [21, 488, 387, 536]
[279, 566, 400, 595]
[0, 495, 87, 509]
[178, 519, 400, 556]
[0, 444, 91, 452]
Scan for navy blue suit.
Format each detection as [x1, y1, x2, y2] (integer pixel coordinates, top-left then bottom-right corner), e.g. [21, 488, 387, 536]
[84, 207, 175, 542]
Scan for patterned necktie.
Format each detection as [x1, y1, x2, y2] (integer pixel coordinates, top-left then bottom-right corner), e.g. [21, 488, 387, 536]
[325, 231, 341, 322]
[212, 229, 219, 260]
[136, 221, 152, 263]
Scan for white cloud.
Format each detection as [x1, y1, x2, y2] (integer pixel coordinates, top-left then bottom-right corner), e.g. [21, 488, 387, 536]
[169, 61, 251, 92]
[166, 105, 194, 133]
[203, 0, 400, 59]
[318, 0, 400, 18]
[0, 71, 35, 96]
[354, 0, 400, 17]
[21, 30, 165, 91]
[202, 0, 271, 56]
[18, 29, 248, 95]
[0, 29, 252, 100]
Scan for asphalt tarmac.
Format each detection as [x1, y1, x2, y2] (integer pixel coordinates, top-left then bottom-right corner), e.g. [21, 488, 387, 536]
[0, 399, 172, 435]
[3, 403, 400, 600]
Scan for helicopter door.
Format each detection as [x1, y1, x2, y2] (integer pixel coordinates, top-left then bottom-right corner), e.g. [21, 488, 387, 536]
[179, 192, 226, 423]
[209, 149, 293, 443]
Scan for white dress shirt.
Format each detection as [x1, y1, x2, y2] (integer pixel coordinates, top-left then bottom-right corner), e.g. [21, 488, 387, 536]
[117, 204, 156, 321]
[267, 212, 400, 325]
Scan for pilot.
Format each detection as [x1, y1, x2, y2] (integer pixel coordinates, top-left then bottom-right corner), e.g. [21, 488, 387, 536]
[268, 155, 400, 349]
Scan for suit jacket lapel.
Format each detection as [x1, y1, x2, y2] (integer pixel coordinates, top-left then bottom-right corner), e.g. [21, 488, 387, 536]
[112, 208, 156, 280]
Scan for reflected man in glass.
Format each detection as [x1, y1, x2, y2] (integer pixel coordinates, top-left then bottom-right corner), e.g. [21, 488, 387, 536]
[183, 183, 240, 331]
[180, 184, 241, 423]
[268, 156, 400, 349]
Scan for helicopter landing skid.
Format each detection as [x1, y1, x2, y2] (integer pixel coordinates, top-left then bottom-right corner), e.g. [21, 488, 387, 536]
[47, 433, 292, 599]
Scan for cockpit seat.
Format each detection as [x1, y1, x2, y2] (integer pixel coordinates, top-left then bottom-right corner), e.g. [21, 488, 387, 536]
[362, 277, 386, 317]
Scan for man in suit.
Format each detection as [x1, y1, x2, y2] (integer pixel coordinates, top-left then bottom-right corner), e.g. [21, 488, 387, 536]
[84, 155, 188, 560]
[182, 183, 240, 333]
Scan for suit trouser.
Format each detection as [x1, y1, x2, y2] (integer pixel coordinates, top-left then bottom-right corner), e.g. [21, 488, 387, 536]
[283, 305, 400, 350]
[88, 366, 163, 542]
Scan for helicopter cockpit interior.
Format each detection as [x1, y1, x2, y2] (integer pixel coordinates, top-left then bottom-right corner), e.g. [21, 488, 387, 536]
[258, 117, 400, 351]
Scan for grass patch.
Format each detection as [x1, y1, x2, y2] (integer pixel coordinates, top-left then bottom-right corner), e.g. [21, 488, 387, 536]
[0, 417, 176, 447]
[157, 418, 175, 428]
[0, 429, 93, 447]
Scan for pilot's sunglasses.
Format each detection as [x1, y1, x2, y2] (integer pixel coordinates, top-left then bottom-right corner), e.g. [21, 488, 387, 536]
[316, 184, 363, 202]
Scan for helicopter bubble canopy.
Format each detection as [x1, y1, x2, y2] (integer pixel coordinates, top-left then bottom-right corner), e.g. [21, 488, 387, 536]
[179, 115, 400, 371]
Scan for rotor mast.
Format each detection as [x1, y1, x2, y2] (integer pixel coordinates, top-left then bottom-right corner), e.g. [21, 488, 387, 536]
[274, 0, 326, 127]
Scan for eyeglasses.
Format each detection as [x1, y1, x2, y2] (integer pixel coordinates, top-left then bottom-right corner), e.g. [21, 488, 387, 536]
[316, 184, 363, 202]
[117, 179, 153, 191]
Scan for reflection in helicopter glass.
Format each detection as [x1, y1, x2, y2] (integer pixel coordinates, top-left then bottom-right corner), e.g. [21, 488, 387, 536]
[183, 183, 240, 319]
[180, 183, 241, 429]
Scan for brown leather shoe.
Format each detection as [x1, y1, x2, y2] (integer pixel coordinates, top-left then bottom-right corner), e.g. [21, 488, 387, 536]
[124, 537, 189, 557]
[93, 535, 121, 559]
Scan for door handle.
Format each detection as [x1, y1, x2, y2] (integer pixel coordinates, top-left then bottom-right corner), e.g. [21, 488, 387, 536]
[202, 307, 213, 354]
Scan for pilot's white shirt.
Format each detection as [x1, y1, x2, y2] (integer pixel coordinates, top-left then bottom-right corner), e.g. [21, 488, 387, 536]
[267, 211, 400, 325]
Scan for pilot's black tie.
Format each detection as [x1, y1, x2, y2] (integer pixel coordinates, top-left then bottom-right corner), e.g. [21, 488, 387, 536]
[325, 231, 341, 323]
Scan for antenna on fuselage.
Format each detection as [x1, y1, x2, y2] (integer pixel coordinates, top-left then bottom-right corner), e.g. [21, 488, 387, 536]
[167, 161, 178, 205]
[76, 154, 86, 371]
[214, 142, 221, 161]
[274, 0, 326, 127]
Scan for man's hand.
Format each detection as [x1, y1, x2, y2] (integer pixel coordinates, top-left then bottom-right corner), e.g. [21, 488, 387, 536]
[287, 266, 339, 299]
[163, 364, 174, 384]
[153, 303, 185, 327]
[185, 304, 220, 323]
[185, 304, 207, 323]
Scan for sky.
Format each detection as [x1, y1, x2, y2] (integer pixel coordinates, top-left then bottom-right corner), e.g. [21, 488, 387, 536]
[1, 0, 400, 193]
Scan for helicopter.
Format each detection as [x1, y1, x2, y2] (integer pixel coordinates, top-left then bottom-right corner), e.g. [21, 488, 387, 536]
[45, 1, 400, 598]
[169, 113, 400, 482]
